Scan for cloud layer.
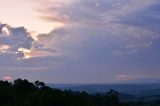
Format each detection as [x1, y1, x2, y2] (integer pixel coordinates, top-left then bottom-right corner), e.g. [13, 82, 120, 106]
[0, 0, 160, 83]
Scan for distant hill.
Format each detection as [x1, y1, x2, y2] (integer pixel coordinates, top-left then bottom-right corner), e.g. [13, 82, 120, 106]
[48, 83, 160, 101]
[49, 84, 160, 94]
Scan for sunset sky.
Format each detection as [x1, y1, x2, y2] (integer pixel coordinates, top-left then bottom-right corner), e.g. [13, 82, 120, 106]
[0, 0, 160, 84]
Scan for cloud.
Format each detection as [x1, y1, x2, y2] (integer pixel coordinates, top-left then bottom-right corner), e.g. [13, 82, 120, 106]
[0, 0, 160, 83]
[25, 0, 160, 60]
[0, 44, 10, 53]
[32, 0, 75, 26]
[101, 0, 155, 23]
[0, 22, 59, 59]
[115, 74, 132, 81]
[28, 0, 160, 83]
[1, 26, 10, 36]
[3, 76, 12, 81]
[0, 23, 33, 59]
[34, 0, 160, 53]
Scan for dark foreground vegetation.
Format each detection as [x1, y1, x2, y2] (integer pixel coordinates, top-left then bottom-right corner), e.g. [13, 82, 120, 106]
[0, 79, 160, 106]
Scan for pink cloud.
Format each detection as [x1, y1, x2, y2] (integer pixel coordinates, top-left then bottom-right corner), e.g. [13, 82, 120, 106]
[3, 76, 12, 81]
[115, 75, 131, 81]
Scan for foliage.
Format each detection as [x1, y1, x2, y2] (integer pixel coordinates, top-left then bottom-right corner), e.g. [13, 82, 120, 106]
[0, 79, 120, 106]
[0, 79, 160, 106]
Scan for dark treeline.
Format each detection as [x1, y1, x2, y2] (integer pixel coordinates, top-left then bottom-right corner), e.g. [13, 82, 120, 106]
[0, 79, 160, 106]
[0, 79, 119, 106]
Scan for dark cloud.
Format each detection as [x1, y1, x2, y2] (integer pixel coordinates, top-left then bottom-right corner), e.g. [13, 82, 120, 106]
[31, 0, 160, 83]
[0, 23, 34, 58]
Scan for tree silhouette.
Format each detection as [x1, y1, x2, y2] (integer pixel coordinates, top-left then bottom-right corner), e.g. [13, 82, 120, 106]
[34, 80, 45, 89]
[105, 89, 119, 106]
[1, 78, 155, 106]
[13, 78, 35, 92]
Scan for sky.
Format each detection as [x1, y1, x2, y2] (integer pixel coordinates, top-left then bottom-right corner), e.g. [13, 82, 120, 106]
[0, 0, 160, 84]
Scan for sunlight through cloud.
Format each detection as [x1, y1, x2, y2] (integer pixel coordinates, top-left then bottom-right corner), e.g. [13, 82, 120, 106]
[18, 47, 32, 59]
[0, 45, 10, 53]
[2, 26, 10, 36]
